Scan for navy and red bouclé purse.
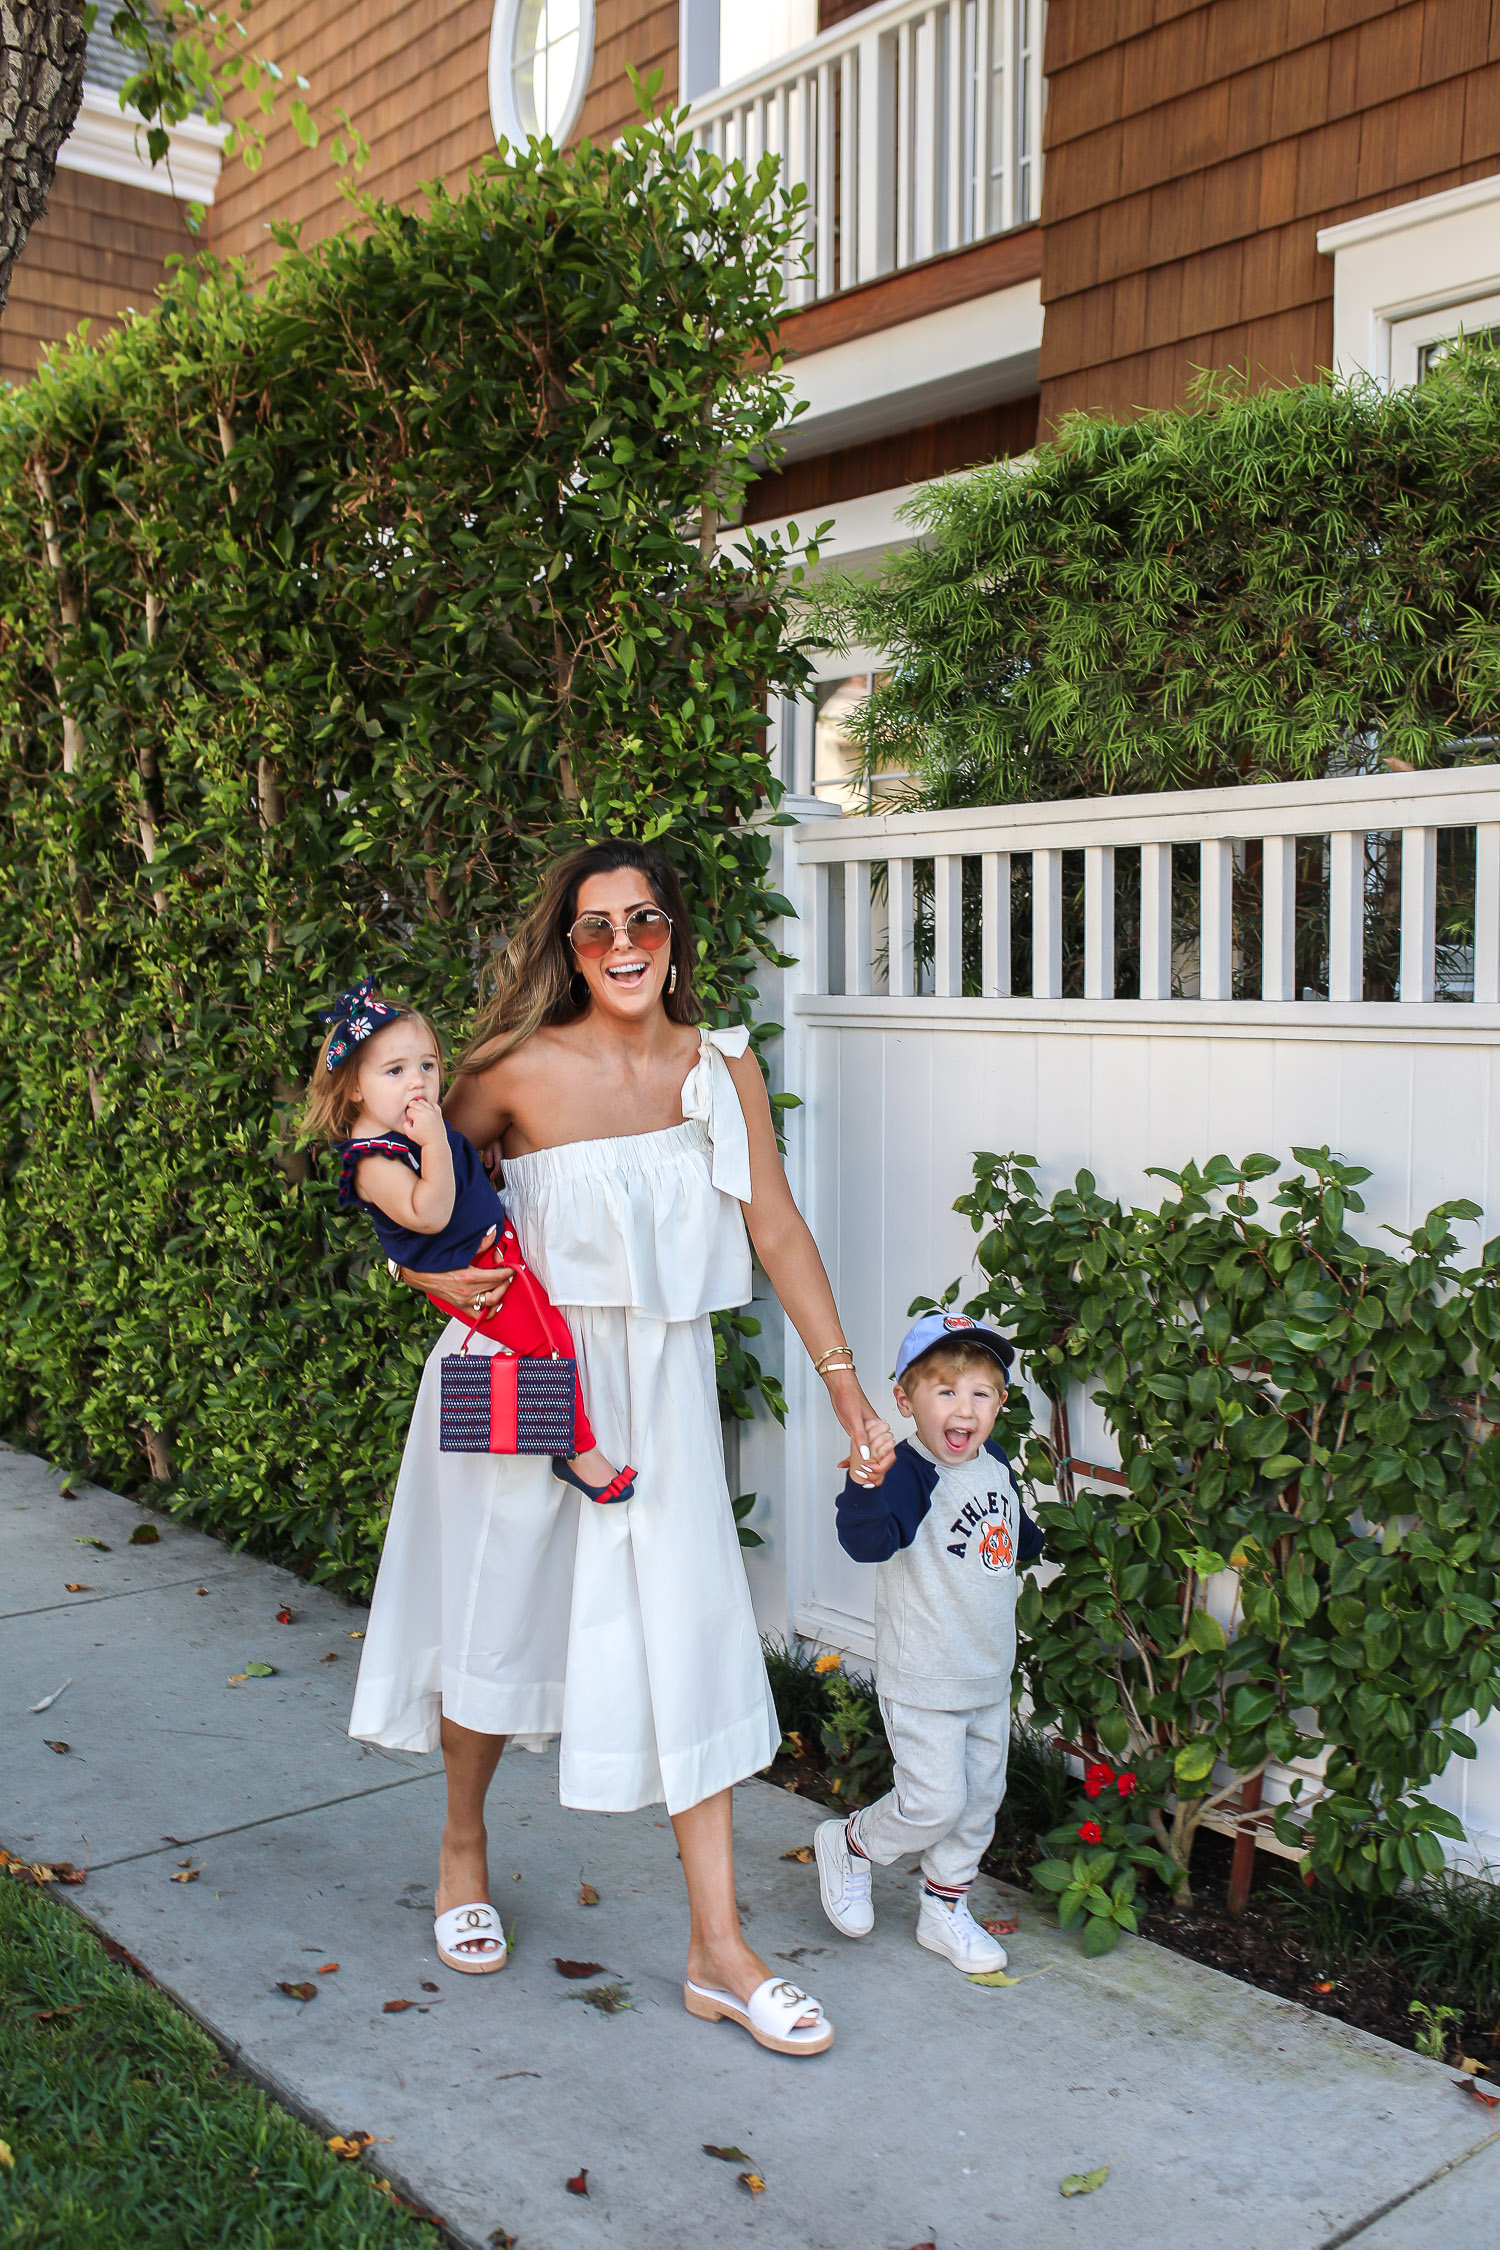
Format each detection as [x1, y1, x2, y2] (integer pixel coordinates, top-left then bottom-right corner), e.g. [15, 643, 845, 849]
[438, 1265, 576, 1456]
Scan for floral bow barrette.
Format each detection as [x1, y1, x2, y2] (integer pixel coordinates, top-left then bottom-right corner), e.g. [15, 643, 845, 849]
[320, 978, 401, 1072]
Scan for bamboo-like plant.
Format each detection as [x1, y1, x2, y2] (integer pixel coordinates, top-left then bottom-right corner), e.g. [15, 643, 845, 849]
[808, 358, 1500, 806]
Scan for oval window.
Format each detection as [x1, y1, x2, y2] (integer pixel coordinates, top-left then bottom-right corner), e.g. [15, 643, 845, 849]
[489, 0, 594, 146]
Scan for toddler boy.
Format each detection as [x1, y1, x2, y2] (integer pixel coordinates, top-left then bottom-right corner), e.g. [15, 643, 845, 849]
[815, 1311, 1043, 1973]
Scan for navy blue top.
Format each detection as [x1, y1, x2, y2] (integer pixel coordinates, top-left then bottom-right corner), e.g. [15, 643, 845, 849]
[836, 1437, 1045, 1566]
[337, 1124, 505, 1272]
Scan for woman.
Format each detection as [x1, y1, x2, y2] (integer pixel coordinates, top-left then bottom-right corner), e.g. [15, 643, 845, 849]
[348, 839, 894, 2057]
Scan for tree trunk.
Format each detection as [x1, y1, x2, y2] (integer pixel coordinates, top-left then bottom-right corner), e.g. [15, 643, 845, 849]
[0, 1, 88, 318]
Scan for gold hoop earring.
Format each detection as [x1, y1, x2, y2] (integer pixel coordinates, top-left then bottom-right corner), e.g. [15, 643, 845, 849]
[668, 961, 678, 995]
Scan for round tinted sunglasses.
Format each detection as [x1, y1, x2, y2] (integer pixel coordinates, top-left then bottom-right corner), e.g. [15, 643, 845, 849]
[568, 907, 674, 959]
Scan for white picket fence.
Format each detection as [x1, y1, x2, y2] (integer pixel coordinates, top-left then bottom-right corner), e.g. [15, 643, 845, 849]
[687, 0, 1043, 304]
[738, 765, 1500, 1864]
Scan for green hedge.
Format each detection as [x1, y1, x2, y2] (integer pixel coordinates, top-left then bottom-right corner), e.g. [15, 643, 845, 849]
[0, 114, 808, 1589]
[809, 357, 1500, 806]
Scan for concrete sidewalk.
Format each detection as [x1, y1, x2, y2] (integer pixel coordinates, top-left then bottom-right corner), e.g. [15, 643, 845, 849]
[4, 1441, 1497, 2250]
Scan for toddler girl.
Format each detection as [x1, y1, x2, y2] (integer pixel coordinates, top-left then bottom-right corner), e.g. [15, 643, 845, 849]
[304, 980, 635, 1505]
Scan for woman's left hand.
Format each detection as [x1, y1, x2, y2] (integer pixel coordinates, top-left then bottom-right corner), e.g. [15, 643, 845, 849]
[827, 1374, 895, 1486]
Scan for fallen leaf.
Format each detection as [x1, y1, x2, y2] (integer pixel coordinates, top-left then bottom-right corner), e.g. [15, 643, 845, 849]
[43, 1740, 69, 1755]
[565, 2168, 589, 2196]
[170, 1869, 199, 1884]
[226, 1674, 248, 1685]
[739, 2172, 766, 2198]
[420, 1981, 439, 1993]
[276, 1608, 293, 1624]
[1061, 2166, 1110, 2197]
[703, 2144, 751, 2161]
[967, 1967, 1024, 1987]
[63, 1584, 90, 1593]
[28, 1680, 72, 1713]
[489, 2232, 517, 2249]
[178, 1858, 193, 1867]
[1457, 2054, 1491, 2076]
[908, 2241, 937, 2248]
[327, 2131, 375, 2161]
[780, 1845, 814, 1863]
[383, 1999, 412, 2013]
[349, 1629, 364, 1639]
[244, 1662, 276, 1678]
[196, 1588, 209, 1596]
[277, 1980, 317, 2002]
[321, 1652, 339, 1662]
[1315, 1980, 1334, 1993]
[553, 1958, 605, 1979]
[73, 1537, 109, 1550]
[983, 1914, 1020, 1937]
[317, 1962, 339, 1975]
[128, 1525, 160, 1546]
[32, 2003, 84, 2023]
[1455, 2077, 1500, 2108]
[578, 1881, 600, 1907]
[0, 2142, 11, 2169]
[50, 1862, 85, 1886]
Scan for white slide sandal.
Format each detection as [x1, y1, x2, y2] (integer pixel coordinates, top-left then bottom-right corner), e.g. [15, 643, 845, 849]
[434, 1900, 508, 1975]
[683, 1974, 834, 2056]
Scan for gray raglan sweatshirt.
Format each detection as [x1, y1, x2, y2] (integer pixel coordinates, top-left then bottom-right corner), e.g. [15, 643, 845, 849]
[871, 1436, 1020, 1709]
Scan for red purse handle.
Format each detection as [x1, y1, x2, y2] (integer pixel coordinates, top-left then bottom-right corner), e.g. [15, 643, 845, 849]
[455, 1248, 561, 1359]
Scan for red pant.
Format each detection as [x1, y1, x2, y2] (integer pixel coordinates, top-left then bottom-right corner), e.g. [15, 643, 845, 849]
[427, 1221, 596, 1452]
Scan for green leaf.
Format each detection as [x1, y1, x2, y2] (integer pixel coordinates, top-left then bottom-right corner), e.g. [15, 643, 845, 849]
[1174, 1740, 1217, 1784]
[1060, 2167, 1110, 2197]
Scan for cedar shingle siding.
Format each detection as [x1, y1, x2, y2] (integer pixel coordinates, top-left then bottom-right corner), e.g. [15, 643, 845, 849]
[1039, 0, 1500, 427]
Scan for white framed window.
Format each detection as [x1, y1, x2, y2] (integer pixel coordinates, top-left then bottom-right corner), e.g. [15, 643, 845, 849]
[489, 0, 595, 147]
[1319, 175, 1500, 388]
[1390, 294, 1500, 387]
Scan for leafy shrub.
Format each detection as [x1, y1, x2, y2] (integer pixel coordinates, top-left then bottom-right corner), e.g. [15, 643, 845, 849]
[0, 111, 811, 1586]
[808, 353, 1500, 807]
[943, 1148, 1500, 1900]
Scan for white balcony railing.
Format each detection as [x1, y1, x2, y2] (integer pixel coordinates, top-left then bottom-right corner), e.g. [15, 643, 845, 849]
[790, 766, 1500, 1011]
[688, 0, 1043, 307]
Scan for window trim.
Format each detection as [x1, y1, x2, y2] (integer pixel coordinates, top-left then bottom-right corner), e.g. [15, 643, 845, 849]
[1318, 174, 1500, 387]
[488, 0, 596, 149]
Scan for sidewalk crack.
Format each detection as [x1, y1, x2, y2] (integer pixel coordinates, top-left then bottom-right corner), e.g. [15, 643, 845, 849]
[0, 1569, 245, 1621]
[87, 1767, 442, 1871]
[1315, 2122, 1500, 2247]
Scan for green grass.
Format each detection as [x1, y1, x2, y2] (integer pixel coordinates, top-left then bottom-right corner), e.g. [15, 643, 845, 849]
[0, 1873, 440, 2250]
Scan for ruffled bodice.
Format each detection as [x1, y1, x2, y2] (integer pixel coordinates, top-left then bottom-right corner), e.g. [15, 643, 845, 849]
[500, 1026, 753, 1321]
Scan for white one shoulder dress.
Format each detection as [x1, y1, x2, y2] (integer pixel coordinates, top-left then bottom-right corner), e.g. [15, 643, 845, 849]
[347, 1026, 780, 1815]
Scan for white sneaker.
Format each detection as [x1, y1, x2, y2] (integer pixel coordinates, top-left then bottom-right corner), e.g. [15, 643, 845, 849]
[916, 1889, 1008, 1974]
[814, 1818, 874, 1937]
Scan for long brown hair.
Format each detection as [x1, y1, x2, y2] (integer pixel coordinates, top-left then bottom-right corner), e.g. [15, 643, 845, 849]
[456, 841, 700, 1077]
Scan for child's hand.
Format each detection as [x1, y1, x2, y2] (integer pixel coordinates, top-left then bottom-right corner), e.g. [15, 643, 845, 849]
[403, 1094, 444, 1145]
[839, 1442, 891, 1489]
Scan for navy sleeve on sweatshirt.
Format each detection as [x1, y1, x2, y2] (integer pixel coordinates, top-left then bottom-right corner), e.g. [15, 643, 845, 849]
[834, 1445, 932, 1563]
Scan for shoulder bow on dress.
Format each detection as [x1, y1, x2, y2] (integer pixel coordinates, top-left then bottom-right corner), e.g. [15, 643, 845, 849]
[680, 1025, 753, 1204]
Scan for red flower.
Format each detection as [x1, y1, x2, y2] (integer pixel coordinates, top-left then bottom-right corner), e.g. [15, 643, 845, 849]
[1117, 1770, 1138, 1797]
[1083, 1761, 1113, 1798]
[1077, 1820, 1104, 1845]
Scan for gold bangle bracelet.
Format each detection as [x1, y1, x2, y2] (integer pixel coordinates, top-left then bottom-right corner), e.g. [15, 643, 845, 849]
[813, 1346, 855, 1376]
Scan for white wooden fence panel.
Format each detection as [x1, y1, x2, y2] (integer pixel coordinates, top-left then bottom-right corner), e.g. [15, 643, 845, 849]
[753, 768, 1500, 1861]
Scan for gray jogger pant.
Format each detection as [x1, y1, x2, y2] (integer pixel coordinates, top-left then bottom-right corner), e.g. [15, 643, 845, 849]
[849, 1695, 1012, 1890]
